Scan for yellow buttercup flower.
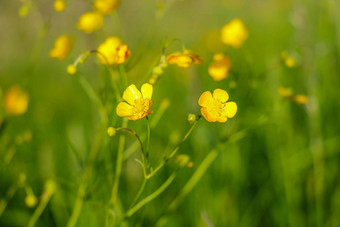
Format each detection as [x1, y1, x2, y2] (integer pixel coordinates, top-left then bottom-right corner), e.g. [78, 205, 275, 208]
[116, 83, 153, 120]
[221, 18, 248, 48]
[281, 51, 297, 68]
[49, 35, 74, 60]
[5, 85, 29, 115]
[198, 89, 237, 123]
[294, 94, 308, 104]
[208, 53, 231, 81]
[167, 50, 202, 68]
[54, 0, 65, 12]
[278, 86, 293, 97]
[97, 37, 130, 65]
[94, 0, 120, 14]
[77, 12, 104, 33]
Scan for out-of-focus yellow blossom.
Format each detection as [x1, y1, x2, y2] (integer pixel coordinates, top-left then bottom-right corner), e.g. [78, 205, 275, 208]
[54, 0, 65, 12]
[294, 94, 308, 104]
[198, 89, 237, 123]
[281, 51, 296, 68]
[278, 86, 293, 97]
[97, 37, 130, 65]
[221, 18, 248, 48]
[116, 83, 153, 120]
[94, 0, 120, 14]
[18, 1, 33, 17]
[77, 12, 104, 33]
[25, 194, 37, 207]
[67, 65, 77, 74]
[208, 53, 231, 81]
[5, 85, 29, 115]
[167, 50, 202, 68]
[49, 35, 74, 60]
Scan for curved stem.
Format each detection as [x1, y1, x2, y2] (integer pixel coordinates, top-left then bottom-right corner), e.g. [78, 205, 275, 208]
[146, 119, 199, 179]
[125, 173, 176, 218]
[129, 178, 147, 208]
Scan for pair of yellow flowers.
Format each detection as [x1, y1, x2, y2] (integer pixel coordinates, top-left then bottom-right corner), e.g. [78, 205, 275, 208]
[117, 83, 237, 123]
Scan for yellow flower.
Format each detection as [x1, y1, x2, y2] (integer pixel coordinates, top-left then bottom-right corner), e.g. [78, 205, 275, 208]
[278, 86, 293, 97]
[208, 53, 231, 81]
[49, 35, 74, 60]
[67, 65, 77, 74]
[167, 50, 202, 68]
[97, 37, 130, 65]
[281, 51, 296, 68]
[94, 0, 120, 14]
[54, 0, 65, 12]
[5, 85, 29, 115]
[77, 12, 104, 33]
[198, 89, 237, 123]
[221, 18, 248, 48]
[294, 94, 308, 104]
[116, 83, 153, 120]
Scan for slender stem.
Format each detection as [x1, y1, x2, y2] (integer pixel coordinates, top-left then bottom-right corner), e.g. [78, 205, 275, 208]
[146, 120, 199, 179]
[145, 116, 151, 172]
[167, 149, 219, 211]
[28, 191, 54, 227]
[125, 173, 176, 218]
[129, 178, 147, 208]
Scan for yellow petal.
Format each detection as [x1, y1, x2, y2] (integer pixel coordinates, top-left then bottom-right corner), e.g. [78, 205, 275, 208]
[116, 102, 133, 117]
[213, 89, 229, 103]
[200, 107, 217, 122]
[123, 84, 142, 105]
[141, 83, 153, 100]
[198, 91, 214, 107]
[223, 101, 237, 118]
[217, 115, 228, 123]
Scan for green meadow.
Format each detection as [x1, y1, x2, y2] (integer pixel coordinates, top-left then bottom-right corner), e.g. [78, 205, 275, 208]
[1, 0, 340, 226]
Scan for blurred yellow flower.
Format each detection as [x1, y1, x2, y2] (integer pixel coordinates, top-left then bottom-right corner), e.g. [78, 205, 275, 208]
[198, 89, 237, 123]
[281, 51, 296, 68]
[97, 37, 130, 65]
[116, 83, 153, 120]
[67, 65, 77, 74]
[49, 35, 74, 60]
[54, 0, 65, 12]
[167, 50, 202, 68]
[221, 18, 248, 48]
[77, 12, 104, 33]
[278, 86, 293, 97]
[294, 94, 308, 104]
[25, 194, 37, 207]
[5, 85, 29, 115]
[94, 0, 120, 14]
[208, 53, 231, 81]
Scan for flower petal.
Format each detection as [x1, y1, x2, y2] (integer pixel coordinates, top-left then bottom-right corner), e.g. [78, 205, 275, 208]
[223, 101, 237, 118]
[123, 84, 142, 105]
[116, 102, 133, 117]
[141, 83, 153, 100]
[198, 91, 214, 107]
[213, 89, 229, 103]
[200, 107, 217, 122]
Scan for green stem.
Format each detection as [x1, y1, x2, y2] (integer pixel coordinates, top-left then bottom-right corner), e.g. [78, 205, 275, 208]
[28, 191, 54, 227]
[129, 178, 148, 208]
[146, 116, 151, 172]
[146, 120, 198, 179]
[125, 173, 176, 218]
[167, 149, 219, 211]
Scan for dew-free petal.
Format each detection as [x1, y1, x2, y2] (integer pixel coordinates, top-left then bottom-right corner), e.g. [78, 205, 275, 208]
[213, 89, 229, 103]
[141, 83, 153, 100]
[123, 84, 142, 105]
[116, 102, 133, 117]
[198, 91, 214, 107]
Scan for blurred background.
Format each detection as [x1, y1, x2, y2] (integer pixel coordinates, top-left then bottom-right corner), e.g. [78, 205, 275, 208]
[1, 0, 340, 226]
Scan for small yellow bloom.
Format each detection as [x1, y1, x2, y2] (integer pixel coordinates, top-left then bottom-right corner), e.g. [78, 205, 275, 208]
[107, 127, 116, 136]
[116, 83, 153, 120]
[198, 89, 237, 123]
[25, 194, 37, 207]
[208, 53, 231, 81]
[94, 0, 120, 14]
[294, 94, 308, 104]
[77, 12, 104, 33]
[281, 51, 296, 68]
[221, 18, 248, 48]
[54, 0, 66, 12]
[67, 65, 77, 74]
[167, 50, 202, 68]
[278, 86, 293, 97]
[97, 37, 130, 65]
[5, 85, 29, 115]
[49, 35, 74, 60]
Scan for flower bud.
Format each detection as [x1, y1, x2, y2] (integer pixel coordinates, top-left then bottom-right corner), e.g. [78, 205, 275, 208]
[107, 127, 116, 136]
